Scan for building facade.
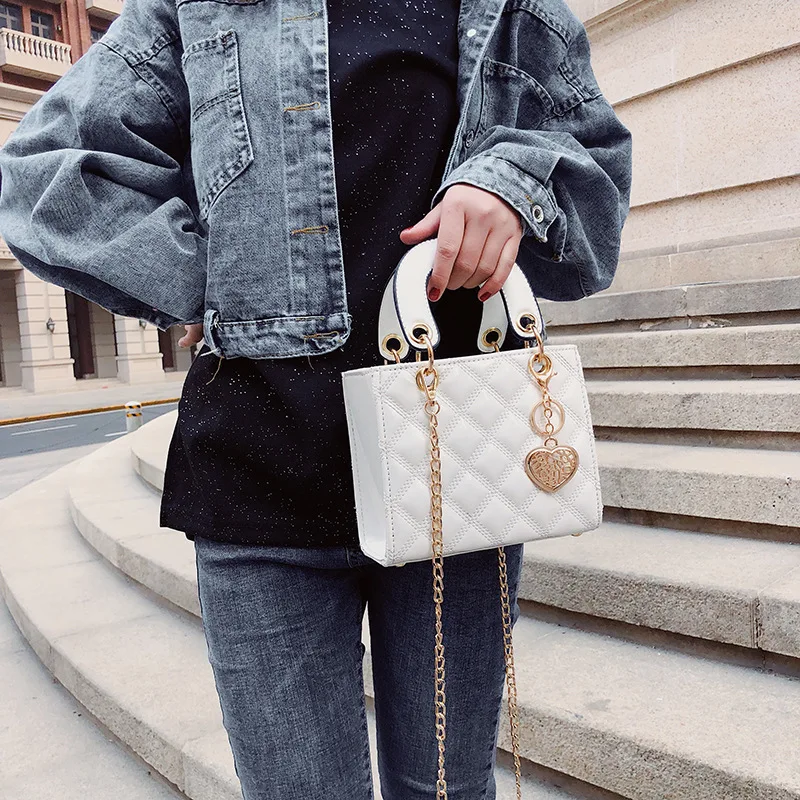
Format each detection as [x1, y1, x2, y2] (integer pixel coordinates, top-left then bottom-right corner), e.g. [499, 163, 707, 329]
[0, 0, 191, 393]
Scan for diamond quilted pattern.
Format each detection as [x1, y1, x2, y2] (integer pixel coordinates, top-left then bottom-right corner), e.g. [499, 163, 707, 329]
[342, 345, 602, 565]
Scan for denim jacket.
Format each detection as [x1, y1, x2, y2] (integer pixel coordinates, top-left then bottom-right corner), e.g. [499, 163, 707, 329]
[0, 0, 632, 360]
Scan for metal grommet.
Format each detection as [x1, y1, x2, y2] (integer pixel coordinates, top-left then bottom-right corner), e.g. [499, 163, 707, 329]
[381, 333, 404, 362]
[464, 129, 475, 148]
[466, 27, 477, 37]
[532, 204, 544, 223]
[409, 322, 431, 345]
[481, 327, 502, 349]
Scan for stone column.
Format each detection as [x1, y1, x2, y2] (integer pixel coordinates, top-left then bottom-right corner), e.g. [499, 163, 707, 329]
[113, 315, 165, 384]
[0, 271, 23, 387]
[16, 269, 76, 392]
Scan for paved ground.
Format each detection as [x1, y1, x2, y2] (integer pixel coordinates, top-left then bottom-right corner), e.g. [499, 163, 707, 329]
[0, 416, 186, 798]
[0, 404, 178, 499]
[0, 374, 186, 423]
[0, 599, 185, 800]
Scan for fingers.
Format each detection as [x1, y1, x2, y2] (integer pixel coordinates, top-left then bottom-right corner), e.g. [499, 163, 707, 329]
[460, 229, 505, 290]
[477, 236, 518, 301]
[427, 203, 464, 301]
[446, 220, 488, 290]
[409, 184, 523, 303]
[178, 323, 204, 348]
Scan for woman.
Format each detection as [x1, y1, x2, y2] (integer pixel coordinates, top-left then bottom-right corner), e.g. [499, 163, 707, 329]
[163, 5, 530, 797]
[0, 0, 632, 796]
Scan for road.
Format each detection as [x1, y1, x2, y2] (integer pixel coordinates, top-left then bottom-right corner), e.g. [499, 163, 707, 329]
[0, 403, 177, 499]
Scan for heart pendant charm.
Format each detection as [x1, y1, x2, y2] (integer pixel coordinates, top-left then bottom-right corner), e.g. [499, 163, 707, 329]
[524, 445, 579, 492]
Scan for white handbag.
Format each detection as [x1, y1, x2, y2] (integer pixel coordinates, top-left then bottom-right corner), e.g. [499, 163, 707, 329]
[340, 237, 602, 798]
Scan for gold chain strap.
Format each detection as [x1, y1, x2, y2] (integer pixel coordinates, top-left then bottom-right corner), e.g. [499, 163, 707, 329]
[415, 334, 523, 800]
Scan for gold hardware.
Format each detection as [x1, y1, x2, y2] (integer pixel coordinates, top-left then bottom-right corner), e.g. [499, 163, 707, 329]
[415, 332, 523, 800]
[481, 326, 502, 352]
[520, 315, 543, 350]
[414, 332, 447, 799]
[522, 320, 579, 493]
[382, 333, 404, 363]
[524, 445, 579, 492]
[498, 545, 522, 800]
[409, 322, 431, 345]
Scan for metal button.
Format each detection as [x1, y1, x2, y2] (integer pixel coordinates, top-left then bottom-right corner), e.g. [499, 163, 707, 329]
[466, 28, 477, 37]
[464, 128, 475, 147]
[531, 204, 544, 223]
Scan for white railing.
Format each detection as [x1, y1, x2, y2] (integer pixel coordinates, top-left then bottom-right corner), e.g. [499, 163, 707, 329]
[0, 28, 71, 67]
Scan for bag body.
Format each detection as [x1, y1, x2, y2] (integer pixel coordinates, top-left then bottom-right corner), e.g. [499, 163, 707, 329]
[343, 343, 601, 566]
[341, 238, 602, 567]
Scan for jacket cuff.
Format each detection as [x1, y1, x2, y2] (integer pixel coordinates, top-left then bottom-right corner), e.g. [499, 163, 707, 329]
[430, 153, 562, 254]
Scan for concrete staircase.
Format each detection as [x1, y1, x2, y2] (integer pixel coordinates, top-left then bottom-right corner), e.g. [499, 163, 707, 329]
[1, 275, 800, 799]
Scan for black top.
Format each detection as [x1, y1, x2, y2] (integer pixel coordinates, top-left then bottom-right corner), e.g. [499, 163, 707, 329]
[160, 0, 485, 549]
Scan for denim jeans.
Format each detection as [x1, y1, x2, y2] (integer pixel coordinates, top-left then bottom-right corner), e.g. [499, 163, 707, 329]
[193, 536, 524, 800]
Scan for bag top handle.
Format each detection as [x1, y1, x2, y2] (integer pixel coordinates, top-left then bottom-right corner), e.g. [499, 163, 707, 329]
[377, 238, 545, 361]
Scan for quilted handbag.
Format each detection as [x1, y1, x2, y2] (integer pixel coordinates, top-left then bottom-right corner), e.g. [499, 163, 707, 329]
[340, 237, 602, 798]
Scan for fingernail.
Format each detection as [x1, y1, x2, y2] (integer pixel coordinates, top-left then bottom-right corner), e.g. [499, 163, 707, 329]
[429, 287, 440, 302]
[478, 291, 491, 302]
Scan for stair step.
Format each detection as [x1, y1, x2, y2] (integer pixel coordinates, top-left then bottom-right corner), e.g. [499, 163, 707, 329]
[539, 276, 800, 328]
[0, 446, 578, 800]
[0, 598, 184, 800]
[587, 378, 800, 433]
[524, 522, 800, 656]
[63, 436, 800, 798]
[69, 441, 800, 659]
[550, 323, 800, 368]
[360, 608, 800, 800]
[598, 440, 800, 528]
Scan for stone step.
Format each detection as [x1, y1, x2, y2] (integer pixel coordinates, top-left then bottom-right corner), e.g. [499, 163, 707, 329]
[8, 447, 800, 800]
[597, 440, 800, 528]
[0, 445, 582, 800]
[539, 276, 800, 329]
[360, 607, 800, 800]
[132, 413, 800, 532]
[587, 378, 800, 433]
[524, 522, 800, 657]
[360, 601, 800, 799]
[549, 323, 800, 369]
[0, 597, 185, 800]
[68, 440, 800, 659]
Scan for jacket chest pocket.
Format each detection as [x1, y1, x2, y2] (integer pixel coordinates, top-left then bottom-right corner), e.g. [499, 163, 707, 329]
[480, 1, 602, 132]
[180, 29, 254, 220]
[479, 57, 554, 132]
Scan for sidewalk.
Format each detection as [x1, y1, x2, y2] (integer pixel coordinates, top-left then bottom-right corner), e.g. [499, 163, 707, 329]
[0, 374, 186, 424]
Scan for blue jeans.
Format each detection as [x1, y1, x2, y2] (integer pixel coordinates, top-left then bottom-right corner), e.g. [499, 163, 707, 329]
[193, 537, 524, 800]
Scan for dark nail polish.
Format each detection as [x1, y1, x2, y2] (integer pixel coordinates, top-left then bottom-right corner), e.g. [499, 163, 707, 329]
[429, 287, 440, 302]
[478, 291, 490, 302]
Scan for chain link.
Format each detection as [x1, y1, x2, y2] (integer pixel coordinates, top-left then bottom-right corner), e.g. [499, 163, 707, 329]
[416, 335, 523, 800]
[498, 546, 523, 800]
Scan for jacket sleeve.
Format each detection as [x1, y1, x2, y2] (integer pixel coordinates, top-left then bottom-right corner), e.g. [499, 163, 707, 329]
[430, 7, 633, 302]
[0, 14, 207, 329]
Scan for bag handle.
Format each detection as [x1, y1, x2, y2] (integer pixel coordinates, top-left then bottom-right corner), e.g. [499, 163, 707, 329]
[378, 237, 545, 361]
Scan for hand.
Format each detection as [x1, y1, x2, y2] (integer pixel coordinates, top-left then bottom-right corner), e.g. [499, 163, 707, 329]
[399, 184, 523, 302]
[178, 323, 203, 348]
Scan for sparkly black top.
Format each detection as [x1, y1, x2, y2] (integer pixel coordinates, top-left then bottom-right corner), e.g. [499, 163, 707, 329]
[160, 0, 482, 549]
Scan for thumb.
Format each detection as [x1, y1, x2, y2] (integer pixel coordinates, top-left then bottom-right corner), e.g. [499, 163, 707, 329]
[399, 203, 441, 244]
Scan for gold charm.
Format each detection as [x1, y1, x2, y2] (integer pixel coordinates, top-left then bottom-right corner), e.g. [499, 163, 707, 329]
[523, 327, 579, 492]
[524, 444, 579, 492]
